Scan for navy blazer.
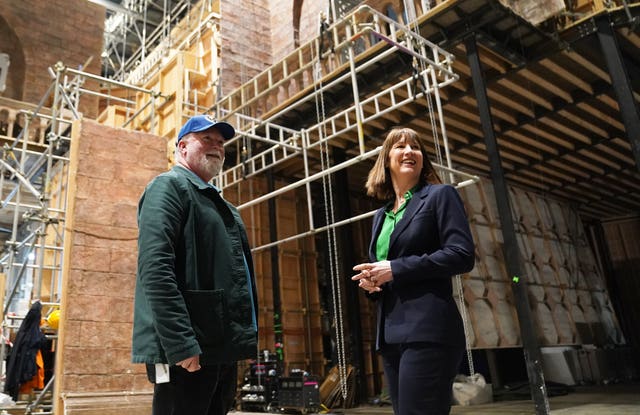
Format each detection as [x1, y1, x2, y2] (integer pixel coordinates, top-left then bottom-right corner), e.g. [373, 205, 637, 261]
[368, 183, 475, 350]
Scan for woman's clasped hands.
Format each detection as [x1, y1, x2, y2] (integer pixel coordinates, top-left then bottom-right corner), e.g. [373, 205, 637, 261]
[352, 260, 393, 293]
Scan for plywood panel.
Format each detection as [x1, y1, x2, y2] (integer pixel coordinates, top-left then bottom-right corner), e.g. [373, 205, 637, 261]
[55, 120, 166, 412]
[600, 217, 640, 350]
[224, 178, 324, 376]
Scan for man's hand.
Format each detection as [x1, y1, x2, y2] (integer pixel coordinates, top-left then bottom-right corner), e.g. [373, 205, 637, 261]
[176, 355, 201, 372]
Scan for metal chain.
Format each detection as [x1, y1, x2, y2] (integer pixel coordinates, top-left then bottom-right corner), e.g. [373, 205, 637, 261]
[455, 273, 475, 375]
[404, 0, 473, 373]
[312, 41, 349, 400]
[420, 63, 444, 167]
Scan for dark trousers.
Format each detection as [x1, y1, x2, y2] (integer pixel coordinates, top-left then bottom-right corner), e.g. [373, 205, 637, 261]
[147, 362, 237, 415]
[382, 342, 464, 415]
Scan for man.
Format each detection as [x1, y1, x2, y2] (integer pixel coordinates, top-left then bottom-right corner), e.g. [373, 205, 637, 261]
[132, 115, 258, 415]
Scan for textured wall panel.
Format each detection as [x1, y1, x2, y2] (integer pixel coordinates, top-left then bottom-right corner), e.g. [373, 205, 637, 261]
[457, 179, 623, 349]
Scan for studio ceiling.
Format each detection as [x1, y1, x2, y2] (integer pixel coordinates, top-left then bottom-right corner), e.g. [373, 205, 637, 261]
[241, 0, 640, 222]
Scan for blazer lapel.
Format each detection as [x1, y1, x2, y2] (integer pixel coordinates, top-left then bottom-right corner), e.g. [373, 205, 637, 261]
[388, 184, 431, 253]
[368, 208, 386, 261]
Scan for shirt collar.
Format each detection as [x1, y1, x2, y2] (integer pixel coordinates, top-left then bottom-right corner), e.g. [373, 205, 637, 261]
[174, 165, 221, 192]
[385, 185, 419, 215]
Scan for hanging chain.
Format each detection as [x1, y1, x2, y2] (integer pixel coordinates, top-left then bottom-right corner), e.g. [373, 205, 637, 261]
[455, 273, 475, 375]
[404, 0, 473, 374]
[312, 40, 349, 401]
[421, 61, 443, 166]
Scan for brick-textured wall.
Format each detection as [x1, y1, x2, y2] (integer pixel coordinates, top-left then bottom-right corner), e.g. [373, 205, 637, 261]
[220, 0, 273, 96]
[264, 0, 422, 62]
[0, 15, 26, 101]
[54, 120, 165, 413]
[0, 0, 104, 117]
[267, 0, 325, 63]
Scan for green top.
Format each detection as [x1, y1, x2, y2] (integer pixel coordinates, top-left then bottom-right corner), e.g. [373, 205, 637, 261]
[376, 187, 416, 261]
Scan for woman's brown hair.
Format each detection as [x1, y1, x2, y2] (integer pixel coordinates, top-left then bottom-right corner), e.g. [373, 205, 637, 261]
[364, 127, 441, 200]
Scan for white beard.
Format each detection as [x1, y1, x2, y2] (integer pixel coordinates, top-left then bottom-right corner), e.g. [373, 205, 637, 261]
[201, 154, 224, 178]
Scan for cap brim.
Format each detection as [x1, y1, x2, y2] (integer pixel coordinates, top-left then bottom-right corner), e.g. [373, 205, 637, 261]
[193, 121, 235, 140]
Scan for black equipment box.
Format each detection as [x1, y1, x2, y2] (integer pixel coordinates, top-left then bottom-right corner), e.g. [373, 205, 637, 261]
[240, 375, 278, 412]
[240, 357, 279, 412]
[277, 375, 320, 414]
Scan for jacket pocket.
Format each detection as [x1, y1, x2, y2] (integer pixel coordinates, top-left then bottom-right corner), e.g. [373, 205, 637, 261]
[184, 289, 226, 347]
[412, 208, 434, 220]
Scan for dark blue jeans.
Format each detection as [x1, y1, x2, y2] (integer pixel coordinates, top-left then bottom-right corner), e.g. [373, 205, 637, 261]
[382, 342, 464, 415]
[147, 362, 237, 415]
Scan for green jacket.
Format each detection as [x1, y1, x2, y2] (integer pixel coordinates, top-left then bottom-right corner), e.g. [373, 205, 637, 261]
[132, 165, 258, 366]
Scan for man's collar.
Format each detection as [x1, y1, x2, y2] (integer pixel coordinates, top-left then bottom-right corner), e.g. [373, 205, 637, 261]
[173, 165, 221, 192]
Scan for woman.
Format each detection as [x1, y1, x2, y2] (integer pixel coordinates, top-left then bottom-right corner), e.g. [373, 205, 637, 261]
[352, 127, 475, 415]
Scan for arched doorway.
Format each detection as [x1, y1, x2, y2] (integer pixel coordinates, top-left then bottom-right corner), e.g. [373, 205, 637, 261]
[0, 15, 26, 101]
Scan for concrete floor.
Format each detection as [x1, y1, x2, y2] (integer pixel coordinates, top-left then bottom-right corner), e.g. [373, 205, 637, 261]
[232, 382, 640, 415]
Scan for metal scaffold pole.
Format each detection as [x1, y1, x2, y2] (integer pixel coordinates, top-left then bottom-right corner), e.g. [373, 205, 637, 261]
[210, 5, 481, 404]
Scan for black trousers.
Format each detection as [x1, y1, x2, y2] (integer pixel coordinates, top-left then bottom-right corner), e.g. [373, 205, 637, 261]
[147, 362, 237, 415]
[381, 342, 464, 415]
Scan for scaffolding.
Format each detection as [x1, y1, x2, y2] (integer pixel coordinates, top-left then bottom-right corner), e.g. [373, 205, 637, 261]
[0, 1, 223, 411]
[1, 1, 637, 412]
[99, 0, 206, 83]
[0, 62, 75, 415]
[0, 0, 226, 333]
[0, 58, 169, 413]
[0, 0, 478, 355]
[206, 6, 482, 401]
[0, 2, 479, 412]
[213, 4, 478, 232]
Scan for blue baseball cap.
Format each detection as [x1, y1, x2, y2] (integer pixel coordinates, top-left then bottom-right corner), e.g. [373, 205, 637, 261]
[177, 115, 235, 142]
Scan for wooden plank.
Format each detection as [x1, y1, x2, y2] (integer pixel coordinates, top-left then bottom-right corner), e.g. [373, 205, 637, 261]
[503, 129, 563, 154]
[560, 154, 605, 175]
[556, 108, 609, 138]
[578, 148, 622, 170]
[537, 118, 592, 146]
[459, 95, 519, 125]
[545, 159, 591, 180]
[497, 78, 554, 111]
[517, 68, 574, 103]
[486, 89, 535, 118]
[538, 59, 593, 94]
[563, 49, 609, 81]
[476, 43, 512, 74]
[576, 101, 626, 131]
[53, 119, 83, 411]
